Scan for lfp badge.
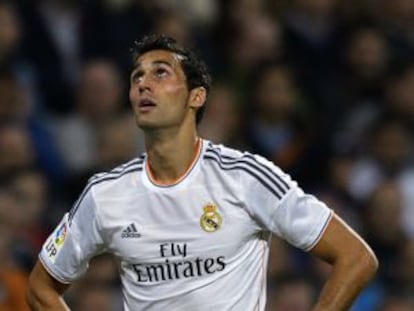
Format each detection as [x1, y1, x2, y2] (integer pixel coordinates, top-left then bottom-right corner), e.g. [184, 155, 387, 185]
[200, 203, 222, 232]
[44, 214, 68, 262]
[54, 222, 67, 246]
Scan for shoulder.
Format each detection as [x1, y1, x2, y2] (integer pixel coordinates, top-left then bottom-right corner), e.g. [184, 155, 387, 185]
[88, 156, 145, 189]
[67, 157, 145, 222]
[203, 141, 285, 175]
[203, 141, 292, 198]
[203, 141, 245, 160]
[82, 156, 145, 197]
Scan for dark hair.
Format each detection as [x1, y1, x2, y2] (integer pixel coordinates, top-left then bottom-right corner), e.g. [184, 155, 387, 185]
[131, 34, 212, 124]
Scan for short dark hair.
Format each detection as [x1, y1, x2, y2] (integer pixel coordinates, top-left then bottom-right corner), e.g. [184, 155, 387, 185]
[131, 34, 212, 124]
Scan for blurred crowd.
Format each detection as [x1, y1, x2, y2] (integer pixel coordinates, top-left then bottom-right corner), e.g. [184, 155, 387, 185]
[0, 0, 413, 310]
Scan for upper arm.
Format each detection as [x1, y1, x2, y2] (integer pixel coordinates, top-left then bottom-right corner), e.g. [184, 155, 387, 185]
[29, 260, 70, 294]
[239, 154, 332, 250]
[39, 188, 106, 284]
[308, 214, 378, 310]
[309, 213, 378, 267]
[27, 260, 70, 306]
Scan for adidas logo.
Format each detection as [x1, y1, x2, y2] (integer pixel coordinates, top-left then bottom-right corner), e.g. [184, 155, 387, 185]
[121, 223, 141, 238]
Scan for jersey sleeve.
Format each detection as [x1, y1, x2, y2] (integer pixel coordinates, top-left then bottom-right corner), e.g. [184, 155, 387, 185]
[241, 154, 333, 251]
[39, 188, 106, 283]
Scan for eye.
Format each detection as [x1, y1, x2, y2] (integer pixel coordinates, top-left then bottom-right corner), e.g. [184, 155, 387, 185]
[155, 68, 168, 78]
[131, 71, 143, 83]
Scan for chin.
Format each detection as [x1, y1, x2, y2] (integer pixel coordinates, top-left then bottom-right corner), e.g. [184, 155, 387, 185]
[136, 121, 155, 130]
[135, 118, 161, 131]
[135, 115, 180, 131]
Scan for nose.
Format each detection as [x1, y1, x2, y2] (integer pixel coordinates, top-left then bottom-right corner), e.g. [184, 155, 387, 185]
[138, 74, 151, 94]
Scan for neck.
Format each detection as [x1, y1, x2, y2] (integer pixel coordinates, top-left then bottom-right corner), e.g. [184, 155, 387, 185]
[145, 127, 200, 185]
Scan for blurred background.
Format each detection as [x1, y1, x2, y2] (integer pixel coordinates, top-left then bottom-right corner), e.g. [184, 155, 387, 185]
[0, 0, 413, 310]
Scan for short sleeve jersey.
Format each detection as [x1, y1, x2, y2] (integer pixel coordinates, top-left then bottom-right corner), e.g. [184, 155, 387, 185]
[40, 139, 332, 311]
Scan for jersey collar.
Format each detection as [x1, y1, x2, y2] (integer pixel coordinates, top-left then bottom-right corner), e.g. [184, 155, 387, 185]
[143, 138, 204, 189]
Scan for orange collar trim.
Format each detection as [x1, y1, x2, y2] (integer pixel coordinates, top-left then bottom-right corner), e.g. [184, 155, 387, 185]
[146, 138, 202, 187]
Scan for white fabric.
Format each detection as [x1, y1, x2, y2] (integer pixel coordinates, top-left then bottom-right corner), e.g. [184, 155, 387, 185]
[40, 139, 332, 311]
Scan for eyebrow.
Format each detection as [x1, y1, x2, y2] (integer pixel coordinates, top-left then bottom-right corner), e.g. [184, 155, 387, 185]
[131, 60, 173, 73]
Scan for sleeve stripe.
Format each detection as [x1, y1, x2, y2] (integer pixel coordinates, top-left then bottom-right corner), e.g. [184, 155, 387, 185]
[305, 209, 334, 252]
[89, 156, 145, 182]
[205, 147, 290, 195]
[204, 155, 284, 200]
[68, 164, 143, 223]
[38, 253, 72, 284]
[244, 153, 290, 190]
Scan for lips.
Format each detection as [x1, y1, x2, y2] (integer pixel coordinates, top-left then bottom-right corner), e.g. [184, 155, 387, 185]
[138, 98, 156, 112]
[139, 98, 156, 107]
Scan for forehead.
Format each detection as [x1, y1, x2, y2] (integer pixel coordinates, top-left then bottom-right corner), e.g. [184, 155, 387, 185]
[133, 50, 184, 70]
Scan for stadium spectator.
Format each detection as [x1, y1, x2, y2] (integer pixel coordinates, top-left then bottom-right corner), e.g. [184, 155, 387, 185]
[198, 83, 246, 148]
[51, 59, 124, 175]
[0, 226, 30, 311]
[330, 24, 390, 154]
[266, 273, 316, 311]
[246, 63, 311, 175]
[360, 182, 408, 284]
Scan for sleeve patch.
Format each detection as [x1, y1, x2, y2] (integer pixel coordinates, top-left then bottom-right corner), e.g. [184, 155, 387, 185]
[43, 214, 68, 263]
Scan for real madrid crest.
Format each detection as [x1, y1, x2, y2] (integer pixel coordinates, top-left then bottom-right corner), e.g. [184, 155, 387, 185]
[200, 203, 222, 232]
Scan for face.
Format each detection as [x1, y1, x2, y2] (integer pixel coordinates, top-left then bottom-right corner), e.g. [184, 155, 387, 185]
[0, 4, 21, 58]
[79, 61, 122, 121]
[129, 50, 203, 131]
[256, 67, 294, 122]
[347, 29, 388, 77]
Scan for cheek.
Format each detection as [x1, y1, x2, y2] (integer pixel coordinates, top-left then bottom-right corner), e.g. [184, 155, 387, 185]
[163, 80, 187, 95]
[163, 84, 188, 103]
[129, 86, 138, 103]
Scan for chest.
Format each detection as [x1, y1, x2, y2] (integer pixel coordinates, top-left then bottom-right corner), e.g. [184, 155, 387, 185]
[98, 186, 260, 263]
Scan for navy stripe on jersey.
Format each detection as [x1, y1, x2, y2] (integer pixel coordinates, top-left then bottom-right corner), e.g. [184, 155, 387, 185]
[204, 152, 289, 200]
[206, 147, 290, 193]
[68, 162, 143, 223]
[204, 155, 283, 199]
[205, 147, 290, 195]
[89, 156, 145, 182]
[243, 153, 290, 190]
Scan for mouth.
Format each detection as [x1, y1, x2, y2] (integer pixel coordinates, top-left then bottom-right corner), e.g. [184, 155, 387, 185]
[138, 98, 156, 112]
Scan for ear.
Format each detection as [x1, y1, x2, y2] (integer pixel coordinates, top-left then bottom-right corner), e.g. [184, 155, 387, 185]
[188, 87, 207, 109]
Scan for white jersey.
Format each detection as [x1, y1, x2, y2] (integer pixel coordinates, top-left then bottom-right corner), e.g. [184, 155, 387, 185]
[40, 139, 332, 311]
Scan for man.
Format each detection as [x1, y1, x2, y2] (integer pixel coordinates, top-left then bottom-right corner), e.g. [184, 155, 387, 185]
[27, 34, 378, 311]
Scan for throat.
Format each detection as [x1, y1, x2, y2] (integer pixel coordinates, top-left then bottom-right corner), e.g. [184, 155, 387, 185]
[146, 138, 201, 186]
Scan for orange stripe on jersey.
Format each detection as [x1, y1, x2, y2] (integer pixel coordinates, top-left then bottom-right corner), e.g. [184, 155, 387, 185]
[146, 138, 202, 187]
[306, 209, 334, 252]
